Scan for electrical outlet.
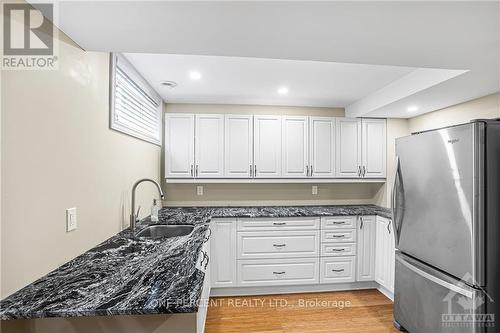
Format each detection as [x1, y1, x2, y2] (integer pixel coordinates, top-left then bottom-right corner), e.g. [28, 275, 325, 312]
[312, 186, 318, 195]
[197, 186, 204, 196]
[66, 207, 77, 232]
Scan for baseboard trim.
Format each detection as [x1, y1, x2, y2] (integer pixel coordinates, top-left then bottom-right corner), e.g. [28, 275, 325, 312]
[210, 281, 378, 297]
[377, 285, 394, 301]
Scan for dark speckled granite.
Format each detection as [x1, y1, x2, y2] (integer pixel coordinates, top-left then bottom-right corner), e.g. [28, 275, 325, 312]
[0, 205, 391, 320]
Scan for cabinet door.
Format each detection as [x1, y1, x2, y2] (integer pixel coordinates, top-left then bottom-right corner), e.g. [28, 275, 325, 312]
[361, 119, 386, 178]
[211, 219, 237, 288]
[375, 216, 393, 290]
[224, 114, 253, 178]
[195, 114, 224, 178]
[335, 118, 361, 178]
[282, 116, 308, 178]
[253, 115, 282, 178]
[357, 216, 376, 282]
[165, 113, 195, 178]
[309, 117, 335, 178]
[387, 219, 396, 293]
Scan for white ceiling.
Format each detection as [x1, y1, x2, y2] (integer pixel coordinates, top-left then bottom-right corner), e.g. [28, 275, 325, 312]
[123, 53, 420, 107]
[32, 1, 500, 118]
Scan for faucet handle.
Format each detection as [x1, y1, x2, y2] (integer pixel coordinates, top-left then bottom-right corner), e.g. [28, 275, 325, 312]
[135, 206, 141, 221]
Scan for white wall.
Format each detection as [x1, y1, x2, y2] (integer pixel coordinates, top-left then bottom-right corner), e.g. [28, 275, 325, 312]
[377, 92, 500, 209]
[1, 32, 161, 297]
[408, 92, 499, 133]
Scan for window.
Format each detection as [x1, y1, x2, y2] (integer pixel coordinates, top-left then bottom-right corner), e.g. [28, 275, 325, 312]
[110, 53, 162, 145]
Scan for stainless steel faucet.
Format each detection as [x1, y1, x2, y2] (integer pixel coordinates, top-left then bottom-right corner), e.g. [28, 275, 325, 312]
[130, 178, 164, 232]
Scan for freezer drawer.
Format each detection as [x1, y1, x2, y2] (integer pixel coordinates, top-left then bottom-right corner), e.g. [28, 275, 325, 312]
[394, 252, 491, 333]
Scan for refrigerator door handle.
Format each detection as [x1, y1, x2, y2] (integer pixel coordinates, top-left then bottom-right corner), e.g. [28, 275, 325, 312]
[392, 156, 404, 245]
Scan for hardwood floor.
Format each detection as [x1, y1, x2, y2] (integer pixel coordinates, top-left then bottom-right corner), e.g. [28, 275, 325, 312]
[205, 289, 399, 333]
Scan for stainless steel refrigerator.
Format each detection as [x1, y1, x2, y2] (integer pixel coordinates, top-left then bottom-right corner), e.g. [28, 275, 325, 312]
[392, 120, 500, 333]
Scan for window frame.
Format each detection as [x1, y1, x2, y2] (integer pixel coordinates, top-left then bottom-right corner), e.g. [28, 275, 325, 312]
[109, 53, 163, 146]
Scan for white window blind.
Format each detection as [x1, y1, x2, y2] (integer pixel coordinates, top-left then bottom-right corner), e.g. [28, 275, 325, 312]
[111, 54, 162, 145]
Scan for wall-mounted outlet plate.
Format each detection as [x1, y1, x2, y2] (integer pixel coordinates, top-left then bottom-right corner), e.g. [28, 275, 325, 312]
[197, 186, 204, 196]
[312, 186, 318, 195]
[66, 207, 77, 232]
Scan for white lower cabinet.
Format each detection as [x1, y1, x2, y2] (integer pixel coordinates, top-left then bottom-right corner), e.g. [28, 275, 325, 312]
[357, 216, 376, 282]
[238, 258, 319, 287]
[320, 257, 356, 283]
[210, 218, 237, 288]
[237, 230, 319, 259]
[321, 229, 357, 243]
[210, 215, 394, 295]
[321, 243, 356, 257]
[375, 216, 395, 293]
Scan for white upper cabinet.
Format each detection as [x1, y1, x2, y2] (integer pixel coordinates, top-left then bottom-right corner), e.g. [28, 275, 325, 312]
[356, 216, 376, 282]
[195, 114, 224, 178]
[254, 115, 282, 178]
[282, 116, 309, 178]
[165, 113, 195, 178]
[336, 118, 386, 178]
[335, 118, 362, 178]
[361, 118, 386, 178]
[309, 117, 335, 178]
[224, 115, 253, 178]
[165, 113, 386, 181]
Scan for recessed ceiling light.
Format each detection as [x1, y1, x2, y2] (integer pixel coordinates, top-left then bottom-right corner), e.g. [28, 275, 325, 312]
[278, 86, 289, 95]
[407, 106, 419, 112]
[189, 71, 202, 80]
[160, 80, 177, 88]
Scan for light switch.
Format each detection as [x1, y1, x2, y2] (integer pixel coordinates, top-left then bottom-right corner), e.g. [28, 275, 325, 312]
[66, 207, 77, 232]
[197, 186, 204, 196]
[312, 186, 318, 195]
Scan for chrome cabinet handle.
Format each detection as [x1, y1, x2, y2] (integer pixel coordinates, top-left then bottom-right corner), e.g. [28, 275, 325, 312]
[306, 165, 310, 177]
[273, 271, 285, 275]
[200, 250, 207, 267]
[357, 165, 361, 177]
[331, 248, 345, 252]
[195, 165, 199, 177]
[254, 165, 257, 176]
[273, 243, 286, 247]
[362, 166, 366, 177]
[204, 228, 212, 243]
[331, 234, 345, 238]
[250, 164, 253, 177]
[387, 220, 391, 234]
[273, 222, 286, 226]
[332, 269, 345, 272]
[359, 216, 364, 229]
[332, 221, 346, 225]
[310, 165, 313, 176]
[203, 251, 209, 270]
[190, 164, 194, 177]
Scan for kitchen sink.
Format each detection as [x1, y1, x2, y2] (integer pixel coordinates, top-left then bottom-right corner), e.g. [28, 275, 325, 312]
[136, 224, 194, 239]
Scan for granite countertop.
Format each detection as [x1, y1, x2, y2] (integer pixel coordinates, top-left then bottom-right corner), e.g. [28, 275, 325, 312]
[0, 205, 391, 320]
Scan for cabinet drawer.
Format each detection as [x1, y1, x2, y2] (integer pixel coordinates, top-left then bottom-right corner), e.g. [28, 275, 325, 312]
[321, 216, 358, 229]
[321, 243, 356, 257]
[320, 257, 356, 283]
[321, 229, 357, 243]
[237, 217, 320, 231]
[237, 231, 319, 259]
[238, 258, 319, 286]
